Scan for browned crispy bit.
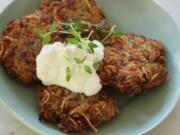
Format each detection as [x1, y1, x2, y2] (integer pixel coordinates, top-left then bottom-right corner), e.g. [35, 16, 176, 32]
[99, 33, 169, 96]
[38, 85, 119, 133]
[39, 0, 105, 24]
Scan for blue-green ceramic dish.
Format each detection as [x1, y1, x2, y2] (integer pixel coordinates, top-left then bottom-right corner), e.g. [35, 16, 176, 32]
[0, 0, 180, 135]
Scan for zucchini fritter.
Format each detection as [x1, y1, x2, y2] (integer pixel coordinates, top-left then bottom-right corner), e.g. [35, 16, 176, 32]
[0, 11, 52, 84]
[38, 85, 119, 133]
[99, 33, 169, 96]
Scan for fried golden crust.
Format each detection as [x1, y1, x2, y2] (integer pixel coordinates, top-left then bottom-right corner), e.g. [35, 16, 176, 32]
[38, 85, 119, 133]
[99, 33, 168, 96]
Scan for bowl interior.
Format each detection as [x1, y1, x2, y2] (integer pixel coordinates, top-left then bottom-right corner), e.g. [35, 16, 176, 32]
[0, 0, 180, 135]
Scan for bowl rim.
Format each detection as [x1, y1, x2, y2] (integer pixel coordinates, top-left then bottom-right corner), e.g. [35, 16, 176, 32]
[0, 0, 180, 135]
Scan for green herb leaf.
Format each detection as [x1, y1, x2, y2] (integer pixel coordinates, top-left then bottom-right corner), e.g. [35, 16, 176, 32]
[39, 22, 58, 45]
[73, 21, 83, 32]
[93, 61, 101, 71]
[88, 42, 98, 48]
[110, 25, 124, 36]
[64, 23, 82, 40]
[49, 22, 58, 32]
[113, 28, 124, 36]
[36, 29, 45, 38]
[64, 24, 71, 31]
[98, 27, 109, 33]
[88, 42, 98, 53]
[42, 32, 51, 44]
[36, 23, 56, 45]
[84, 65, 92, 74]
[70, 29, 82, 40]
[66, 66, 71, 82]
[74, 56, 87, 64]
[67, 38, 79, 44]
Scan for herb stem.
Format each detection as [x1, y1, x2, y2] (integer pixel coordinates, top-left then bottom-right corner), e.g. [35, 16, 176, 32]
[102, 25, 117, 42]
[81, 21, 99, 27]
[87, 30, 94, 39]
[57, 31, 70, 34]
[55, 18, 75, 26]
[55, 17, 99, 28]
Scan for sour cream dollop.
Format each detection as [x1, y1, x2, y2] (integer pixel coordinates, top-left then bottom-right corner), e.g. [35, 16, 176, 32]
[36, 41, 104, 96]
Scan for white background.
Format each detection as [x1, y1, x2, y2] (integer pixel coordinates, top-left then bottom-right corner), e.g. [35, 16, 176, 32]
[0, 0, 180, 135]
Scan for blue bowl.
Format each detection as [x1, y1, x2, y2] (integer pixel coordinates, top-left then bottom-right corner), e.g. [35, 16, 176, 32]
[0, 0, 180, 135]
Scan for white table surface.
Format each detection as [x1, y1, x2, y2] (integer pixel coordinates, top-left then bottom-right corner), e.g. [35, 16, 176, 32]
[0, 0, 180, 135]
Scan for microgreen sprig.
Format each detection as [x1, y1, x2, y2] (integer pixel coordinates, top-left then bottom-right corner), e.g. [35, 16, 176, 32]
[36, 20, 124, 45]
[101, 25, 124, 42]
[36, 22, 58, 45]
[36, 20, 123, 82]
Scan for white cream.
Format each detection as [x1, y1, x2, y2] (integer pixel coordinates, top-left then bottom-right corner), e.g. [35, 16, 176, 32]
[36, 41, 104, 96]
